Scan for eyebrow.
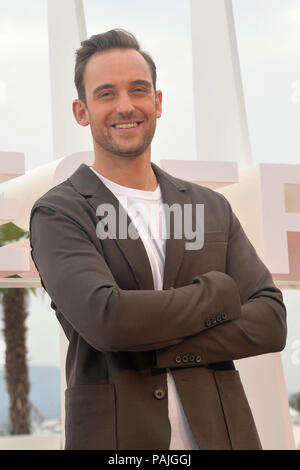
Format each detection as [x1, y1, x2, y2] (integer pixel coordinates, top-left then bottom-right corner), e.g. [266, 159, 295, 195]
[130, 79, 152, 89]
[92, 79, 152, 96]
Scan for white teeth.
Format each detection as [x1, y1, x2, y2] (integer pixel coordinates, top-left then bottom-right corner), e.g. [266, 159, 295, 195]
[115, 122, 138, 129]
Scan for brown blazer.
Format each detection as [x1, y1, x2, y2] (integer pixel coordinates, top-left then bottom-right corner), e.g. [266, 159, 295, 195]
[29, 162, 287, 450]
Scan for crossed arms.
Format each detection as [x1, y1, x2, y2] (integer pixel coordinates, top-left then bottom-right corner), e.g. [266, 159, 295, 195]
[29, 200, 287, 367]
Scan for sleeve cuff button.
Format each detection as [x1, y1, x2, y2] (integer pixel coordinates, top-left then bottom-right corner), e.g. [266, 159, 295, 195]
[175, 355, 182, 364]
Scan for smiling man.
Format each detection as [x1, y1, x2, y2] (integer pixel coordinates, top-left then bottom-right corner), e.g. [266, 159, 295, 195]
[29, 29, 287, 450]
[72, 37, 161, 190]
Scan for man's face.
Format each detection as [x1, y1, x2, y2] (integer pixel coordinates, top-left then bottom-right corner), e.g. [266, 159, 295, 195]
[74, 48, 162, 158]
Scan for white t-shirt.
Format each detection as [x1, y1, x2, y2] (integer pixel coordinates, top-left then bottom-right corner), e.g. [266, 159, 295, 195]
[89, 166, 199, 450]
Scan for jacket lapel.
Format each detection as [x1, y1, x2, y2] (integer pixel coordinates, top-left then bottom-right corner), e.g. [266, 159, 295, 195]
[68, 162, 191, 291]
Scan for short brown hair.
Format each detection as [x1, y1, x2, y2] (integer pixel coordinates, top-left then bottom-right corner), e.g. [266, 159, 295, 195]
[74, 28, 157, 104]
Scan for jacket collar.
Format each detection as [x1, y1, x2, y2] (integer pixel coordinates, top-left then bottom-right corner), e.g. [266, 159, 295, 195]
[68, 162, 191, 290]
[68, 161, 187, 196]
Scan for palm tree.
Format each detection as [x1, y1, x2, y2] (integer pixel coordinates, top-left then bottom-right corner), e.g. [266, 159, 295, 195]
[0, 222, 44, 435]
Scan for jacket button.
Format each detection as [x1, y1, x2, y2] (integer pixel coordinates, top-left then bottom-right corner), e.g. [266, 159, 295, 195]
[195, 355, 202, 363]
[189, 354, 195, 362]
[221, 312, 227, 320]
[175, 355, 182, 364]
[211, 316, 217, 325]
[153, 388, 166, 400]
[182, 355, 189, 363]
[217, 314, 222, 322]
[205, 319, 212, 327]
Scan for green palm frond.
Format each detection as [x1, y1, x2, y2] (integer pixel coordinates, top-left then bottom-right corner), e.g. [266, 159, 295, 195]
[0, 222, 29, 247]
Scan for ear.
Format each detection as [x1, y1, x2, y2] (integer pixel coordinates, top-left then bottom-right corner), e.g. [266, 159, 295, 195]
[72, 99, 90, 126]
[155, 90, 162, 119]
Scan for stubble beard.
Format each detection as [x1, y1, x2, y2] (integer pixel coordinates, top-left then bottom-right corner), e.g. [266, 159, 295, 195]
[90, 115, 157, 158]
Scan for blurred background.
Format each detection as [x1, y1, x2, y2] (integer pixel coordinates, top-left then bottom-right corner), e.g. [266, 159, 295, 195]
[0, 0, 299, 448]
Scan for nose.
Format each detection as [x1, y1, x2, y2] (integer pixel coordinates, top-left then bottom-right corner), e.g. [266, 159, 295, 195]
[116, 92, 135, 116]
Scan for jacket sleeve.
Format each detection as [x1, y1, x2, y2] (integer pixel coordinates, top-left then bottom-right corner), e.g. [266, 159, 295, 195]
[154, 200, 287, 369]
[29, 203, 242, 353]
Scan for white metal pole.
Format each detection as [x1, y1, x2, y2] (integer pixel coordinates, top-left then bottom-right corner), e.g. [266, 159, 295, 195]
[190, 0, 252, 167]
[47, 0, 90, 162]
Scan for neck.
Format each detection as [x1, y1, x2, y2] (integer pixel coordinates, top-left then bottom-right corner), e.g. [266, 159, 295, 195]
[91, 146, 158, 191]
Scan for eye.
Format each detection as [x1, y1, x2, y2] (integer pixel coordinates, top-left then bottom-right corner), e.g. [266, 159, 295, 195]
[99, 91, 112, 98]
[132, 88, 147, 93]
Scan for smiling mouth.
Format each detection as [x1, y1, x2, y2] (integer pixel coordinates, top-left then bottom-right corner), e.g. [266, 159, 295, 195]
[111, 121, 143, 129]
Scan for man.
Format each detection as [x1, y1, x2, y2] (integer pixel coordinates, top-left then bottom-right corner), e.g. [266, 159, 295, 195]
[29, 29, 287, 450]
